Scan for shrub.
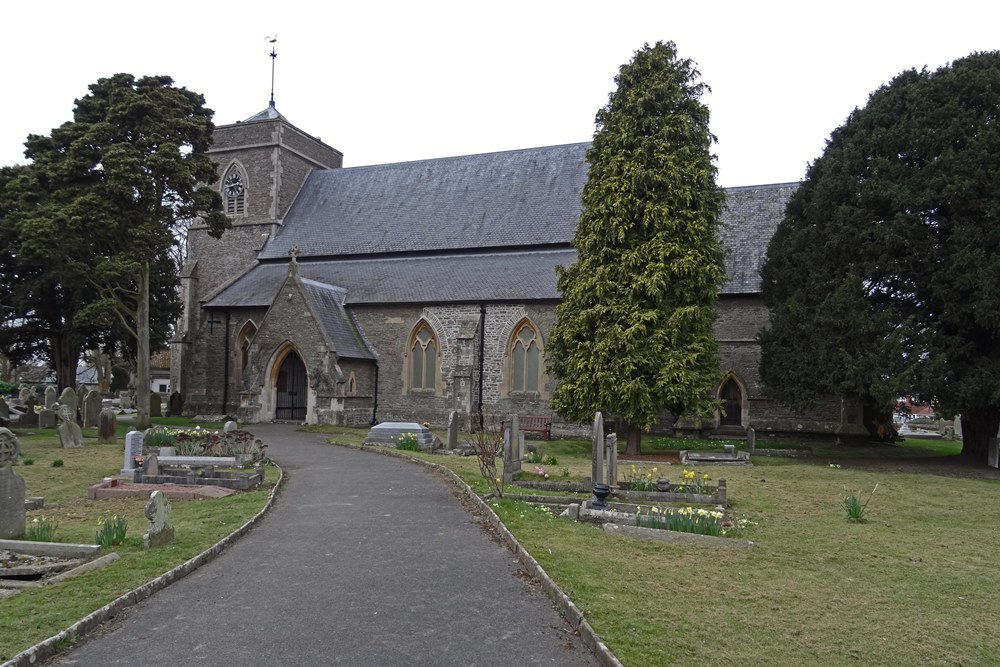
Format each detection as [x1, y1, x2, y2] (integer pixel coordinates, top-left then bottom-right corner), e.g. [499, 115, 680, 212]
[51, 459, 64, 468]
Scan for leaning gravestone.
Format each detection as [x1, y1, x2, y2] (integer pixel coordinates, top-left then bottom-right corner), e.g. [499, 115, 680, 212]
[44, 386, 57, 409]
[97, 408, 117, 445]
[39, 408, 57, 429]
[143, 490, 175, 548]
[168, 391, 183, 417]
[83, 389, 102, 428]
[446, 410, 459, 451]
[591, 412, 604, 485]
[57, 403, 83, 448]
[0, 427, 26, 539]
[122, 430, 144, 475]
[149, 392, 162, 418]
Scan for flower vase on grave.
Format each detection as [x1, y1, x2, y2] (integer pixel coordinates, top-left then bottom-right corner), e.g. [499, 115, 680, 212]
[592, 483, 611, 509]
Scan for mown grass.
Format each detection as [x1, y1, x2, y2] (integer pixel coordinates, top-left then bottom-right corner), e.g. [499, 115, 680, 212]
[0, 419, 276, 662]
[316, 424, 999, 666]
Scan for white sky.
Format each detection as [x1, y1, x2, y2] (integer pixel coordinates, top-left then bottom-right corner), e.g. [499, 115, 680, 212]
[4, 1, 998, 186]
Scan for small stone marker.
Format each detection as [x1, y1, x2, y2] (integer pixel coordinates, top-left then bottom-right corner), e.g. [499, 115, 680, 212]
[591, 412, 604, 486]
[605, 433, 618, 487]
[143, 490, 175, 548]
[98, 408, 117, 445]
[57, 403, 84, 448]
[122, 431, 144, 475]
[149, 392, 162, 418]
[83, 389, 102, 428]
[44, 386, 57, 409]
[39, 408, 57, 429]
[168, 391, 183, 417]
[446, 410, 459, 451]
[0, 427, 26, 539]
[746, 426, 756, 454]
[223, 420, 238, 432]
[989, 437, 999, 469]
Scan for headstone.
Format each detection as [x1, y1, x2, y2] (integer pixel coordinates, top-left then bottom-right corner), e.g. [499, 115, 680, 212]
[143, 490, 175, 548]
[0, 397, 9, 422]
[149, 392, 162, 418]
[58, 387, 79, 422]
[98, 408, 117, 445]
[591, 412, 604, 487]
[502, 422, 521, 483]
[18, 387, 30, 404]
[954, 415, 963, 441]
[168, 391, 184, 417]
[223, 420, 238, 432]
[39, 408, 57, 429]
[122, 431, 144, 475]
[83, 389, 102, 428]
[20, 396, 39, 428]
[119, 391, 131, 409]
[44, 386, 58, 409]
[0, 428, 26, 539]
[511, 414, 523, 460]
[57, 403, 83, 448]
[144, 454, 160, 476]
[605, 433, 618, 487]
[446, 411, 459, 451]
[158, 446, 177, 457]
[989, 438, 999, 469]
[746, 426, 756, 454]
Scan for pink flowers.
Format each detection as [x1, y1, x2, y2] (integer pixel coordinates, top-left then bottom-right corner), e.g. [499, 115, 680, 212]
[533, 466, 550, 480]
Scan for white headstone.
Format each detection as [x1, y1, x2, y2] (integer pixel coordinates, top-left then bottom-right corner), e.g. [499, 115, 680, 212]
[122, 431, 145, 474]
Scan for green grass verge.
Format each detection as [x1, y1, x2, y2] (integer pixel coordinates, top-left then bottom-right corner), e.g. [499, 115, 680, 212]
[320, 425, 996, 666]
[0, 425, 276, 662]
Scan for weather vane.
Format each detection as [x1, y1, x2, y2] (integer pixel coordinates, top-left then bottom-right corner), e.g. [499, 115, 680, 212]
[266, 35, 278, 105]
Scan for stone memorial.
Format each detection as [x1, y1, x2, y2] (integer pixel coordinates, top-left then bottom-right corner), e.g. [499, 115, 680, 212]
[57, 403, 84, 448]
[149, 392, 162, 418]
[20, 396, 39, 428]
[39, 408, 57, 429]
[44, 386, 57, 409]
[143, 490, 175, 548]
[605, 433, 618, 487]
[83, 389, 103, 428]
[0, 427, 26, 539]
[591, 412, 604, 485]
[122, 430, 144, 475]
[0, 397, 9, 423]
[989, 437, 999, 469]
[363, 422, 434, 449]
[144, 453, 160, 476]
[18, 387, 30, 404]
[446, 410, 459, 451]
[223, 420, 238, 432]
[59, 387, 79, 422]
[746, 426, 756, 454]
[98, 408, 117, 445]
[502, 421, 521, 484]
[168, 391, 184, 417]
[119, 391, 132, 409]
[510, 414, 522, 460]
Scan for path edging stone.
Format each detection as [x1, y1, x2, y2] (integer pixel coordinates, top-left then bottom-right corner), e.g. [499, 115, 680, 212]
[1, 467, 285, 667]
[348, 442, 625, 667]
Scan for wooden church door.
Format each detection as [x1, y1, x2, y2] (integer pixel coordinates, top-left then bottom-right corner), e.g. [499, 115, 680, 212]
[719, 378, 743, 427]
[276, 351, 307, 420]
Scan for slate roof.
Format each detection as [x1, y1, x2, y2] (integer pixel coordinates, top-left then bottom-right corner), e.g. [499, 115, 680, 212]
[258, 143, 590, 259]
[719, 183, 797, 294]
[243, 101, 286, 123]
[298, 278, 376, 359]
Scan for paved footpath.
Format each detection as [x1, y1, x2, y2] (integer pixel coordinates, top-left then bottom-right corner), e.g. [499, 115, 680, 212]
[51, 424, 600, 666]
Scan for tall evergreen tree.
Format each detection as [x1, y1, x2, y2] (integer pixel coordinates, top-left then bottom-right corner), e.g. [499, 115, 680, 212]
[547, 41, 726, 455]
[760, 52, 1000, 462]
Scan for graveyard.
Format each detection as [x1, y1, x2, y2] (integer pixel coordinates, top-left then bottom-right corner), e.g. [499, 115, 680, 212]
[315, 419, 1000, 666]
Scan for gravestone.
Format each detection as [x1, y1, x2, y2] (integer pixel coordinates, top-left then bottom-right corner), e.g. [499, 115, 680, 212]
[57, 403, 83, 448]
[502, 422, 521, 484]
[83, 389, 102, 428]
[989, 438, 999, 469]
[18, 387, 30, 404]
[20, 396, 39, 428]
[746, 426, 756, 454]
[0, 427, 26, 539]
[143, 490, 175, 548]
[119, 391, 132, 409]
[144, 454, 160, 476]
[223, 420, 238, 432]
[39, 409, 56, 429]
[954, 415, 963, 441]
[98, 408, 117, 445]
[446, 411, 459, 451]
[591, 412, 604, 485]
[0, 397, 9, 423]
[149, 393, 162, 418]
[511, 414, 523, 460]
[605, 433, 618, 487]
[44, 386, 57, 409]
[122, 431, 144, 475]
[59, 387, 79, 422]
[168, 391, 183, 417]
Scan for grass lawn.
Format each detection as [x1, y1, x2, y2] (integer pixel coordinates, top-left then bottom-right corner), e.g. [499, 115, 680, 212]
[0, 418, 276, 662]
[315, 425, 1000, 666]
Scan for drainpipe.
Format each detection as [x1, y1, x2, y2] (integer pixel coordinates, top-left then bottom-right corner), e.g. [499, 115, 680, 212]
[477, 303, 486, 431]
[221, 312, 231, 415]
[370, 360, 379, 425]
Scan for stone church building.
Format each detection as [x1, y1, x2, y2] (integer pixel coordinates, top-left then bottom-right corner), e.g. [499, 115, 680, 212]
[172, 103, 862, 437]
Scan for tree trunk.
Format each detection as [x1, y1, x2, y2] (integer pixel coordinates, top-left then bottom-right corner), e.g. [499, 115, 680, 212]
[959, 408, 1000, 464]
[135, 262, 151, 430]
[624, 423, 642, 456]
[52, 332, 79, 392]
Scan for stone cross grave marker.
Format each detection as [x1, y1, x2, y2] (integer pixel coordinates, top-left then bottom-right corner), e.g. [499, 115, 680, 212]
[143, 490, 175, 548]
[591, 412, 604, 485]
[446, 410, 459, 451]
[84, 389, 102, 428]
[98, 408, 117, 445]
[605, 433, 618, 487]
[0, 427, 26, 539]
[122, 430, 144, 475]
[44, 386, 57, 409]
[57, 403, 83, 449]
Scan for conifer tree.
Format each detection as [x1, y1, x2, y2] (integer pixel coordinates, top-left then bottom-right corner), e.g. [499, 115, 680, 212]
[547, 41, 726, 455]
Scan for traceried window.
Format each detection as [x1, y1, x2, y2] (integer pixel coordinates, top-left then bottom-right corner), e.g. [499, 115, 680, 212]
[409, 324, 438, 391]
[510, 321, 541, 393]
[223, 166, 246, 215]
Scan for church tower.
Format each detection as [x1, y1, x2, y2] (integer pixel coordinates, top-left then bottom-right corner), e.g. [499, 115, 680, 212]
[171, 102, 343, 414]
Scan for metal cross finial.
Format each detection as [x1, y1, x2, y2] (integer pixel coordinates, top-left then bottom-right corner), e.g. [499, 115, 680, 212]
[266, 35, 278, 105]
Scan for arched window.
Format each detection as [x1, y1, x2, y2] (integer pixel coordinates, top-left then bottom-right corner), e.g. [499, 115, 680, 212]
[223, 165, 247, 216]
[510, 321, 541, 393]
[718, 376, 744, 427]
[408, 323, 438, 391]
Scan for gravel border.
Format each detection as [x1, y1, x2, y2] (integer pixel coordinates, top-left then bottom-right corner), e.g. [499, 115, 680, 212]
[1, 467, 285, 667]
[347, 443, 625, 667]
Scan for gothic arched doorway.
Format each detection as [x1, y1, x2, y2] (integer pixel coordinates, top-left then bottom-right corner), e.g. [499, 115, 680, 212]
[276, 351, 307, 420]
[719, 377, 743, 428]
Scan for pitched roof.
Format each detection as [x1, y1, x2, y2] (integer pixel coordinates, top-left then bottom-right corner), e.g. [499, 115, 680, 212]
[298, 278, 376, 359]
[258, 143, 590, 259]
[243, 101, 286, 123]
[719, 183, 797, 294]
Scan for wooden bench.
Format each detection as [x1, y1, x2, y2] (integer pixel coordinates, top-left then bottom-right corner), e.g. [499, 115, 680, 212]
[500, 415, 552, 440]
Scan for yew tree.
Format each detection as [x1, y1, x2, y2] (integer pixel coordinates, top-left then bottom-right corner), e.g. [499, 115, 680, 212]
[760, 52, 1000, 462]
[547, 41, 726, 455]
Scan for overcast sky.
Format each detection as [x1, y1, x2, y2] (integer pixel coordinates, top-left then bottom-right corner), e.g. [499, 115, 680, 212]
[4, 1, 997, 186]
